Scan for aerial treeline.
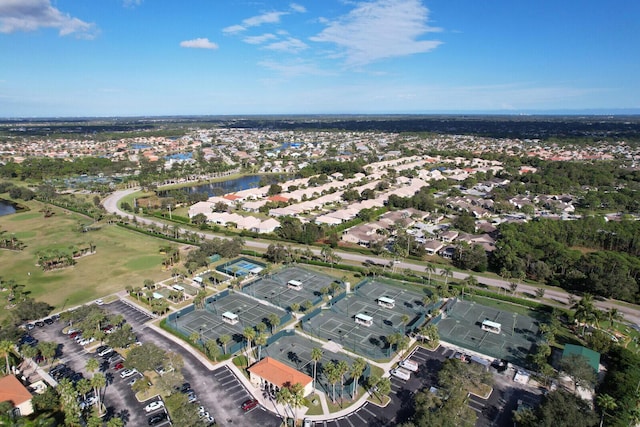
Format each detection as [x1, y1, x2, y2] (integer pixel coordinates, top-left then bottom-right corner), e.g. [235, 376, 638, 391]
[184, 236, 244, 269]
[492, 217, 640, 302]
[297, 159, 366, 178]
[0, 157, 132, 180]
[506, 159, 640, 195]
[387, 187, 438, 212]
[598, 346, 640, 427]
[0, 181, 35, 200]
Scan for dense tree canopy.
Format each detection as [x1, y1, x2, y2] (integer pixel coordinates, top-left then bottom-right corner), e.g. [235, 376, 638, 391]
[492, 217, 640, 302]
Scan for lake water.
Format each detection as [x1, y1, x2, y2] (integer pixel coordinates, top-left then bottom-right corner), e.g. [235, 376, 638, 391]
[0, 200, 17, 216]
[161, 174, 285, 197]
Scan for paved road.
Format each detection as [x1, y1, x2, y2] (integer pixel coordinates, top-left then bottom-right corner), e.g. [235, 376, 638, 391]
[103, 189, 640, 325]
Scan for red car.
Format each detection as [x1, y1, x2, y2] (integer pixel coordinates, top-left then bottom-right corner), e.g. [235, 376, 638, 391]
[241, 399, 258, 412]
[114, 362, 124, 370]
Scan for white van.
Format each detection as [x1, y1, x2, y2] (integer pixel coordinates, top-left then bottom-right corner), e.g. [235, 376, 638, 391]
[390, 368, 411, 381]
[399, 359, 419, 372]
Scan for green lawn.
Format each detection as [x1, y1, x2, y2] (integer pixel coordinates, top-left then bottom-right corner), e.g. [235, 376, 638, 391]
[0, 201, 171, 320]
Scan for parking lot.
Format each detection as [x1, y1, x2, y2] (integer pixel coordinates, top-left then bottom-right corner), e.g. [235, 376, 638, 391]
[318, 345, 543, 427]
[28, 315, 152, 427]
[27, 298, 281, 427]
[105, 300, 281, 427]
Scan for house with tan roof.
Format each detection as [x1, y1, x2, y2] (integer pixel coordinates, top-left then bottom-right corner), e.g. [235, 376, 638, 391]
[0, 375, 34, 416]
[247, 357, 313, 396]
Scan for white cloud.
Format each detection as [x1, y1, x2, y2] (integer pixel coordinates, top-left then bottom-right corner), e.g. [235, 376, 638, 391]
[223, 11, 288, 34]
[123, 0, 143, 8]
[258, 59, 334, 78]
[222, 24, 246, 34]
[310, 0, 442, 66]
[290, 3, 307, 13]
[0, 0, 96, 38]
[265, 37, 308, 53]
[243, 11, 287, 27]
[243, 33, 277, 45]
[180, 38, 219, 50]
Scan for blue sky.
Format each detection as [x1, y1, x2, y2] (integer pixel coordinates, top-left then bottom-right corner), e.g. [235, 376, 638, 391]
[0, 0, 638, 117]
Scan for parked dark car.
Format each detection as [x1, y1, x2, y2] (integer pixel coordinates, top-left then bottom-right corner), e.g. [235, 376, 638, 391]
[147, 413, 167, 426]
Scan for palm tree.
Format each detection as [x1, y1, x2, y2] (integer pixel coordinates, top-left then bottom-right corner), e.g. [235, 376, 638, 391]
[86, 358, 99, 376]
[573, 294, 598, 335]
[440, 266, 453, 288]
[218, 334, 231, 355]
[90, 373, 106, 415]
[275, 385, 292, 423]
[0, 340, 15, 374]
[400, 314, 410, 334]
[324, 362, 341, 404]
[425, 263, 436, 284]
[350, 358, 367, 398]
[336, 360, 349, 404]
[254, 333, 267, 361]
[605, 307, 623, 329]
[596, 393, 617, 427]
[205, 340, 220, 361]
[243, 327, 256, 363]
[268, 313, 281, 335]
[20, 344, 38, 369]
[310, 347, 322, 395]
[287, 382, 305, 425]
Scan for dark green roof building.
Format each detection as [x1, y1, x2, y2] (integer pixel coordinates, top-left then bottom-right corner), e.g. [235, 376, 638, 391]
[562, 344, 600, 372]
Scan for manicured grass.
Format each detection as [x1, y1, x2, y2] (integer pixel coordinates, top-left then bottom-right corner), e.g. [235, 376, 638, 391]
[0, 201, 171, 321]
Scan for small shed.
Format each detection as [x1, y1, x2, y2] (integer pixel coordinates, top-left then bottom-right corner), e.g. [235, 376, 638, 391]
[355, 313, 373, 327]
[222, 311, 239, 325]
[287, 280, 303, 290]
[377, 296, 395, 309]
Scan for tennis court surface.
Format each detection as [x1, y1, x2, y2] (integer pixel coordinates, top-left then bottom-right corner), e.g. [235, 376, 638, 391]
[434, 298, 540, 365]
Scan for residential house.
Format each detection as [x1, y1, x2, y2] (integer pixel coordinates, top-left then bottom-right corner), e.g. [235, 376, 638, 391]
[0, 375, 34, 416]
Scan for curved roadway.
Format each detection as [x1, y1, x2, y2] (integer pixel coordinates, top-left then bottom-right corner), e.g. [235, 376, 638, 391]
[103, 189, 640, 325]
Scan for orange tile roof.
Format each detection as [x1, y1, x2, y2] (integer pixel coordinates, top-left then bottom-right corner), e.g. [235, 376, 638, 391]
[268, 195, 289, 203]
[224, 194, 241, 201]
[0, 375, 32, 406]
[248, 357, 312, 388]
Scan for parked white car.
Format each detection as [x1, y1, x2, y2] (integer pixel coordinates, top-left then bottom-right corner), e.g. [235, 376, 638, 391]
[119, 368, 138, 379]
[144, 400, 164, 413]
[79, 337, 95, 346]
[390, 368, 411, 381]
[399, 359, 419, 372]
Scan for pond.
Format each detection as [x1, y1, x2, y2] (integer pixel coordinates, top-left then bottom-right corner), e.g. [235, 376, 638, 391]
[0, 200, 17, 216]
[160, 174, 286, 198]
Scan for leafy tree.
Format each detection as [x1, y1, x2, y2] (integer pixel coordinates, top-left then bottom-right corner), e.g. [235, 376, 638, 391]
[165, 391, 201, 427]
[31, 386, 59, 412]
[106, 323, 137, 349]
[125, 343, 165, 373]
[559, 354, 597, 394]
[518, 389, 597, 427]
[453, 212, 476, 233]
